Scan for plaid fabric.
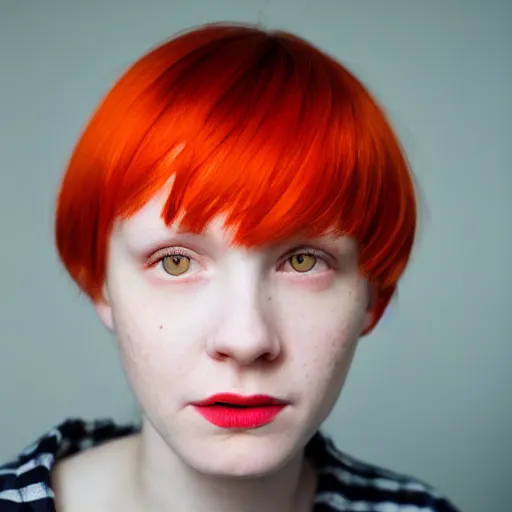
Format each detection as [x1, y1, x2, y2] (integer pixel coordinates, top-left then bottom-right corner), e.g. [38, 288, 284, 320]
[0, 419, 460, 511]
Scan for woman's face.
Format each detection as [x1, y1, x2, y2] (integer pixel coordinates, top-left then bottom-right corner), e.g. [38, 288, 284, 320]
[96, 188, 373, 477]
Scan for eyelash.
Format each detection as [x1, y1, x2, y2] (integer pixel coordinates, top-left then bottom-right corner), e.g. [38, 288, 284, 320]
[146, 247, 197, 270]
[147, 246, 333, 275]
[279, 247, 332, 272]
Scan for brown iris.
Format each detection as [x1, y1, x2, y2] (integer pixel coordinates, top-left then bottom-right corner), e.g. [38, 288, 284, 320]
[162, 255, 191, 276]
[289, 254, 317, 273]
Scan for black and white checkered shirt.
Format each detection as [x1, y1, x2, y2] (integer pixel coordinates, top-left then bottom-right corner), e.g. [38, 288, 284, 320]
[0, 419, 460, 511]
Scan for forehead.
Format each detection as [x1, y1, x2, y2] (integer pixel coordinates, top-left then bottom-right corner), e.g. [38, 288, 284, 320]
[116, 186, 235, 244]
[114, 187, 358, 259]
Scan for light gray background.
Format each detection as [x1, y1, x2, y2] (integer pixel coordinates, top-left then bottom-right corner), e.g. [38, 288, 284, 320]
[1, 1, 510, 511]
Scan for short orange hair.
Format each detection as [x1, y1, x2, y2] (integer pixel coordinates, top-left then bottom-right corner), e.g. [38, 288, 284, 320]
[55, 23, 417, 334]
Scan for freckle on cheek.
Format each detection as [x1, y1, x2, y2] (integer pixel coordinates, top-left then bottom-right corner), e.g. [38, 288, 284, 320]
[159, 325, 163, 330]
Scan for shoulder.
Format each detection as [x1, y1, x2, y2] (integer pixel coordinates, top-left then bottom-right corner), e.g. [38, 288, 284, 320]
[52, 428, 139, 512]
[0, 423, 60, 510]
[309, 432, 461, 511]
[0, 418, 137, 511]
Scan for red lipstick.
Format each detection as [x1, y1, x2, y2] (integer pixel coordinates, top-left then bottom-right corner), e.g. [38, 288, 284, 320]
[192, 393, 287, 429]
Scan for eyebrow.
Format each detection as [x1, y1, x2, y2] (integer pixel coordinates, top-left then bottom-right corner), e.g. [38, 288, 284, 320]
[119, 215, 356, 259]
[272, 233, 355, 252]
[123, 228, 209, 250]
[119, 217, 238, 259]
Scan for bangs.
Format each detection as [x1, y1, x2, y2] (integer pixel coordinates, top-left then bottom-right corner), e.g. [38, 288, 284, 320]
[119, 35, 351, 239]
[56, 23, 416, 329]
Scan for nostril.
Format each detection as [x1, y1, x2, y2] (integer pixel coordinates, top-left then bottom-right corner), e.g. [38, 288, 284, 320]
[213, 352, 229, 361]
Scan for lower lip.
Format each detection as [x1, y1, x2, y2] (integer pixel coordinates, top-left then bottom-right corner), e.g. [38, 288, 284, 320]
[193, 404, 286, 429]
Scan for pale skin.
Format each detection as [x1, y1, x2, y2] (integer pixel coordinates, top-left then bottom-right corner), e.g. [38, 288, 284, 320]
[51, 186, 376, 512]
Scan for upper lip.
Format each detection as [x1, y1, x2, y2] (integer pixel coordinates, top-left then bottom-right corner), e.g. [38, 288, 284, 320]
[193, 393, 287, 407]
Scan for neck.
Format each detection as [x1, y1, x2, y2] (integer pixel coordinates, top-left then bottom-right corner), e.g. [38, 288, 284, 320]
[130, 419, 317, 512]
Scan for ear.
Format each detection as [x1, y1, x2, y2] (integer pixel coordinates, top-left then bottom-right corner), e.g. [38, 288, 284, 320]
[361, 282, 378, 334]
[94, 284, 115, 332]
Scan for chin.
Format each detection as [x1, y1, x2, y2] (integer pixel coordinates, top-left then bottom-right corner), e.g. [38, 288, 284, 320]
[180, 431, 300, 478]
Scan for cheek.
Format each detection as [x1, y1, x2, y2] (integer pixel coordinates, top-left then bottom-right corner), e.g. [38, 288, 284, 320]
[280, 284, 367, 346]
[112, 308, 180, 403]
[276, 284, 367, 389]
[107, 279, 209, 401]
[300, 320, 359, 392]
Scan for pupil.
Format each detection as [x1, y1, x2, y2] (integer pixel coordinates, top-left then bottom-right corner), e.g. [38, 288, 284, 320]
[172, 256, 181, 265]
[296, 255, 304, 264]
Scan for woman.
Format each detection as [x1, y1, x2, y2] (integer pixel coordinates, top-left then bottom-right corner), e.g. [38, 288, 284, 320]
[0, 23, 460, 511]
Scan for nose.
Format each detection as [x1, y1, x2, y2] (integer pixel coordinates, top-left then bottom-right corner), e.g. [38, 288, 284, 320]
[207, 278, 281, 366]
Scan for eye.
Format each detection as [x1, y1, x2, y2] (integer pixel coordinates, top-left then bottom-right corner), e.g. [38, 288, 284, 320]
[161, 254, 191, 276]
[289, 254, 317, 273]
[281, 248, 331, 274]
[146, 247, 198, 277]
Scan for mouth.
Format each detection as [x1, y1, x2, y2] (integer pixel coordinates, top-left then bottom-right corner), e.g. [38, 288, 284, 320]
[192, 393, 288, 429]
[194, 393, 286, 407]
